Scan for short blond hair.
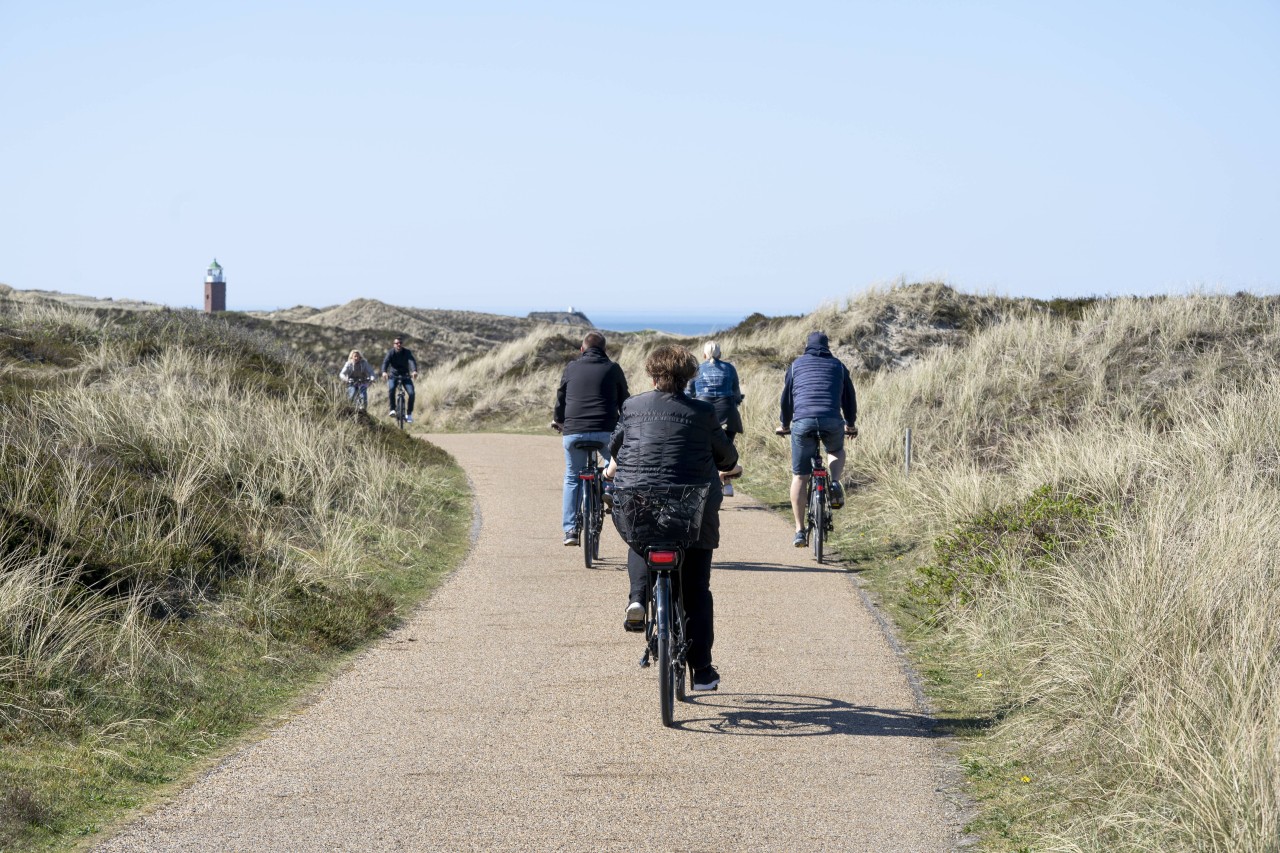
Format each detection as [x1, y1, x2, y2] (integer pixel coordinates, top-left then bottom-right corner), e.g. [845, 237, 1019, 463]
[703, 341, 720, 359]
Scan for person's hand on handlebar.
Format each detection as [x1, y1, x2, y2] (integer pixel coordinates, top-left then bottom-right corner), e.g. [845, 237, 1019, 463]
[719, 465, 743, 484]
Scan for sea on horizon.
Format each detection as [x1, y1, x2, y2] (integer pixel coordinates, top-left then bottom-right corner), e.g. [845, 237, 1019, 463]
[588, 313, 745, 337]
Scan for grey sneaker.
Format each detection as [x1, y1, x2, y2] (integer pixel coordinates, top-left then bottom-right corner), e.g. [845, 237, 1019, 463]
[624, 601, 645, 632]
[793, 530, 807, 547]
[405, 414, 413, 424]
[830, 481, 844, 509]
[722, 482, 734, 497]
[563, 533, 579, 546]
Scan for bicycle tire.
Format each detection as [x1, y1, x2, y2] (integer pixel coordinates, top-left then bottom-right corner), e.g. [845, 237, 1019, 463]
[673, 593, 687, 703]
[591, 480, 603, 562]
[656, 576, 675, 727]
[581, 485, 595, 568]
[811, 482, 825, 564]
[396, 388, 407, 430]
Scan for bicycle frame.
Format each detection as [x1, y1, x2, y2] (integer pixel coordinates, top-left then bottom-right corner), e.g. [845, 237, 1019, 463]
[806, 454, 832, 563]
[638, 545, 688, 728]
[576, 445, 605, 567]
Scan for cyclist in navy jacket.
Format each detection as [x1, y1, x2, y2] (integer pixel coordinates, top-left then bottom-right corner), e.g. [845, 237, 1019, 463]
[380, 336, 419, 422]
[777, 332, 857, 546]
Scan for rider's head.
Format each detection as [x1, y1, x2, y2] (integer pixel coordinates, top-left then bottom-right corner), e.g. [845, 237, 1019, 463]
[582, 331, 606, 353]
[806, 331, 829, 351]
[645, 344, 698, 393]
[393, 337, 404, 349]
[703, 340, 720, 360]
[349, 349, 361, 361]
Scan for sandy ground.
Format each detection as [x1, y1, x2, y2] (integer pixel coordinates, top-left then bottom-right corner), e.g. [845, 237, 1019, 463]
[97, 433, 965, 852]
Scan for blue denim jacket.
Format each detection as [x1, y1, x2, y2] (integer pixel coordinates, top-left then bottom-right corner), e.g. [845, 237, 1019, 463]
[685, 359, 743, 403]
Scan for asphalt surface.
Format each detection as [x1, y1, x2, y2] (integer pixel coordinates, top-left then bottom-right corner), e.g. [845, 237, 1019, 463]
[98, 433, 963, 852]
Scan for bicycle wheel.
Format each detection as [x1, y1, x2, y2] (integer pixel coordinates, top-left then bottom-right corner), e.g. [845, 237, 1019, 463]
[810, 483, 825, 563]
[581, 484, 595, 568]
[396, 388, 407, 430]
[655, 576, 675, 727]
[590, 480, 603, 562]
[673, 593, 687, 703]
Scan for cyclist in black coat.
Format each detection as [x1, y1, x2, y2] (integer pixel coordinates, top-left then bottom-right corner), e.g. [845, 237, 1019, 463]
[605, 344, 741, 692]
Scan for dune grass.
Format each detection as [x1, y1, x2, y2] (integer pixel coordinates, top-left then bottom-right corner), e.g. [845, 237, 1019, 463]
[0, 296, 469, 850]
[416, 282, 1280, 850]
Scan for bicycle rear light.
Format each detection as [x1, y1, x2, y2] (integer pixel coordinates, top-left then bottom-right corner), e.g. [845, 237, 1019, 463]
[579, 473, 595, 481]
[648, 550, 679, 565]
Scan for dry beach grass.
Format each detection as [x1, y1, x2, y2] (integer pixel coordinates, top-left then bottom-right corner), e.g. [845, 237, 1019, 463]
[0, 291, 468, 849]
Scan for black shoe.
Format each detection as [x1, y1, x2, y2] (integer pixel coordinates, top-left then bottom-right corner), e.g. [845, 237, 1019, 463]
[692, 665, 720, 691]
[830, 482, 845, 509]
[793, 530, 807, 547]
[623, 601, 645, 632]
[563, 532, 579, 546]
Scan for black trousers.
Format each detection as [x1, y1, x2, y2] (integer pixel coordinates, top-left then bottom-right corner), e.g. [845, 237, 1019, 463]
[628, 546, 715, 670]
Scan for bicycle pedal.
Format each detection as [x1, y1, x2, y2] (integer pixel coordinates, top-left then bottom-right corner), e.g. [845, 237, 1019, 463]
[639, 652, 651, 668]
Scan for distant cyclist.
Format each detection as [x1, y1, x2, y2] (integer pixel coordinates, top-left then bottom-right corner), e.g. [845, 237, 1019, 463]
[339, 349, 377, 408]
[552, 332, 629, 546]
[685, 340, 744, 496]
[380, 336, 419, 424]
[777, 331, 857, 547]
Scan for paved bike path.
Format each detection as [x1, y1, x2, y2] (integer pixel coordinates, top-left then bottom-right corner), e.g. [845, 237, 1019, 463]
[99, 434, 962, 852]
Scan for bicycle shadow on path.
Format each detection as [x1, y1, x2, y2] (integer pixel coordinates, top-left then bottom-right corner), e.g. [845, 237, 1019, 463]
[675, 693, 939, 738]
[713, 559, 849, 575]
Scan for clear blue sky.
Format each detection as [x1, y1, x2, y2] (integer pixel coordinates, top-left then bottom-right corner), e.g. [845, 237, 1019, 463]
[2, 2, 1277, 315]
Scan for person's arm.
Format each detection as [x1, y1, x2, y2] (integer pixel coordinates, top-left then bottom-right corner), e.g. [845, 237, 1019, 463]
[339, 362, 352, 381]
[778, 364, 795, 429]
[729, 363, 743, 405]
[614, 364, 629, 410]
[381, 351, 391, 375]
[841, 366, 857, 426]
[553, 367, 569, 425]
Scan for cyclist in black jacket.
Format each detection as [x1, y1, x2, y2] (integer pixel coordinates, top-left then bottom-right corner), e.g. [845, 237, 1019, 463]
[552, 332, 629, 546]
[381, 336, 419, 423]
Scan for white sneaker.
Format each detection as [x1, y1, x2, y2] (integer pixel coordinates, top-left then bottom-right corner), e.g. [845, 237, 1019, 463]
[624, 602, 645, 632]
[722, 482, 734, 497]
[405, 415, 413, 423]
[389, 410, 397, 417]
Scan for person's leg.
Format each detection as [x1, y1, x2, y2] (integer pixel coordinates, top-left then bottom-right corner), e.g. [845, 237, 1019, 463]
[791, 475, 809, 530]
[561, 434, 588, 536]
[680, 548, 715, 670]
[818, 418, 847, 504]
[626, 548, 650, 606]
[790, 420, 817, 533]
[404, 380, 416, 415]
[347, 383, 357, 403]
[387, 377, 397, 413]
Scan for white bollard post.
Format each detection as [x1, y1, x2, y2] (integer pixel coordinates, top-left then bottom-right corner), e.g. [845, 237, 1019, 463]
[904, 428, 912, 476]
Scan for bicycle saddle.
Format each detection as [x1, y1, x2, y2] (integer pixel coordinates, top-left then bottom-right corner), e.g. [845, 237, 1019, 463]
[571, 439, 606, 451]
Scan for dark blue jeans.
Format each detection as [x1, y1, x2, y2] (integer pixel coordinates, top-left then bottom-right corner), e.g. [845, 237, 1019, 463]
[386, 376, 415, 415]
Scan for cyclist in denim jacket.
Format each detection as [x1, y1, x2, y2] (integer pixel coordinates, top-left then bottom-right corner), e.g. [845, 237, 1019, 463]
[777, 332, 857, 546]
[685, 341, 744, 495]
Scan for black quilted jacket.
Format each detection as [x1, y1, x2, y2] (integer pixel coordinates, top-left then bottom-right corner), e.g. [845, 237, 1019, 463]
[609, 390, 739, 549]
